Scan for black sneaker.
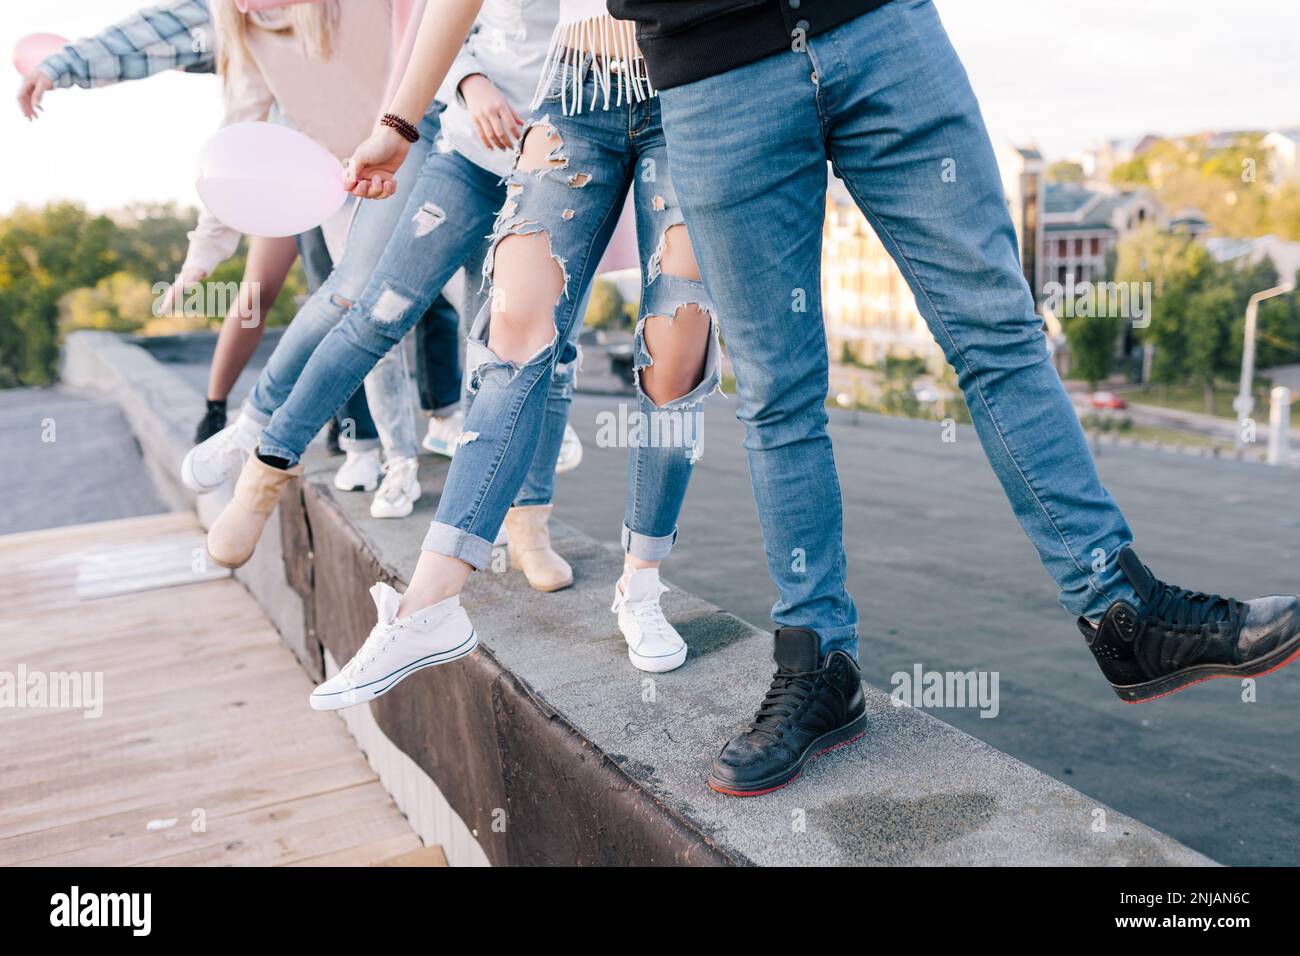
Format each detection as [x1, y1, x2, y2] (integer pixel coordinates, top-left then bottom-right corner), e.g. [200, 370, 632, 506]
[708, 628, 867, 797]
[1081, 546, 1300, 703]
[192, 400, 227, 445]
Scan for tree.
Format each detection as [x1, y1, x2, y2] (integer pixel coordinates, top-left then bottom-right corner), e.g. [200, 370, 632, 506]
[1113, 226, 1216, 394]
[584, 278, 627, 330]
[0, 201, 318, 387]
[0, 203, 117, 387]
[1064, 307, 1121, 391]
[1046, 160, 1085, 184]
[1184, 284, 1238, 413]
[1253, 271, 1300, 370]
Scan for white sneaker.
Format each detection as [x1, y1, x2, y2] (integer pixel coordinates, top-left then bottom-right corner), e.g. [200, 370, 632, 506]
[370, 456, 421, 519]
[556, 423, 583, 474]
[611, 568, 687, 673]
[334, 447, 382, 492]
[309, 582, 477, 711]
[422, 411, 463, 458]
[181, 412, 262, 494]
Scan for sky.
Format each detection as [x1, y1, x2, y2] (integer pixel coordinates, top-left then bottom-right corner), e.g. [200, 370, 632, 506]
[1, 0, 1297, 214]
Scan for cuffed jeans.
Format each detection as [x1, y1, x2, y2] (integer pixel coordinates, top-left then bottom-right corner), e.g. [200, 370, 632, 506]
[656, 0, 1139, 659]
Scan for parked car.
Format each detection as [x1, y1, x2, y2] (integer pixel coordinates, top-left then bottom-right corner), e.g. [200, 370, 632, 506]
[1089, 390, 1128, 410]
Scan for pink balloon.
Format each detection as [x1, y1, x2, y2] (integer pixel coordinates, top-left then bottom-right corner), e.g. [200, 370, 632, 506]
[13, 33, 69, 76]
[196, 122, 347, 238]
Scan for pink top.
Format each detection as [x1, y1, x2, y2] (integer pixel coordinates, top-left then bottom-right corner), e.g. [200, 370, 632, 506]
[185, 1, 393, 275]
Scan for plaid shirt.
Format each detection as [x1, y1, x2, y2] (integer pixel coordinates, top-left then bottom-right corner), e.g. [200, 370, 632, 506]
[38, 0, 215, 88]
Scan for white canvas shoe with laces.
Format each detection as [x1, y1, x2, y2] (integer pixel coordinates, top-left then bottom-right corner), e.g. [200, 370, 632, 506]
[309, 583, 477, 711]
[180, 412, 262, 493]
[611, 567, 687, 673]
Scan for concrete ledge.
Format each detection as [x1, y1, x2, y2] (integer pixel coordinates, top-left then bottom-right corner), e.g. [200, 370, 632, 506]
[63, 331, 1216, 866]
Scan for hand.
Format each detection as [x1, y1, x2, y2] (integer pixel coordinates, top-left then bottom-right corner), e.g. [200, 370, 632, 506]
[17, 70, 53, 120]
[459, 73, 522, 151]
[343, 125, 409, 199]
[155, 265, 208, 317]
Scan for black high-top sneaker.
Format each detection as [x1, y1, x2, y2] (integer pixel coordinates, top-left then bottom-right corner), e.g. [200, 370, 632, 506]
[708, 628, 867, 797]
[1082, 546, 1300, 703]
[193, 399, 227, 445]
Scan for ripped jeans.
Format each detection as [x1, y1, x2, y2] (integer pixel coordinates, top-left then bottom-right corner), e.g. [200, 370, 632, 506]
[257, 143, 577, 510]
[245, 106, 459, 461]
[422, 66, 720, 570]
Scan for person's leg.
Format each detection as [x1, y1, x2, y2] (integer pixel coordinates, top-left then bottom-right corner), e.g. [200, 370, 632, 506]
[207, 148, 507, 566]
[415, 289, 467, 458]
[455, 239, 584, 501]
[182, 117, 441, 493]
[613, 130, 719, 673]
[659, 57, 859, 659]
[256, 149, 506, 466]
[415, 292, 463, 418]
[815, 1, 1300, 704]
[193, 233, 299, 442]
[240, 113, 438, 431]
[208, 234, 299, 401]
[500, 287, 589, 593]
[658, 34, 867, 797]
[402, 108, 631, 616]
[812, 1, 1135, 621]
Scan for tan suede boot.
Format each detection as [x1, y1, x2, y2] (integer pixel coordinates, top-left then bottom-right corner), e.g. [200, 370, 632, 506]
[504, 504, 573, 592]
[206, 455, 302, 568]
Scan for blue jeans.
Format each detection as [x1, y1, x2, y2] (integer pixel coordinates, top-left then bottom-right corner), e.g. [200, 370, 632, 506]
[658, 0, 1138, 659]
[293, 226, 378, 449]
[246, 109, 460, 459]
[456, 240, 586, 508]
[422, 64, 719, 570]
[257, 140, 572, 510]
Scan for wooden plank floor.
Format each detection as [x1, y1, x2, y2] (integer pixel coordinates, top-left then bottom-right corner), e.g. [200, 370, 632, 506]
[0, 513, 434, 867]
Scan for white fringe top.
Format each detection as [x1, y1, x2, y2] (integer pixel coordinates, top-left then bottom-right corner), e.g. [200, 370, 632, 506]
[531, 0, 654, 114]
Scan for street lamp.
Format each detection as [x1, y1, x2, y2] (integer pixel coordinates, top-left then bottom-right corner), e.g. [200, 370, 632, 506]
[1234, 282, 1296, 447]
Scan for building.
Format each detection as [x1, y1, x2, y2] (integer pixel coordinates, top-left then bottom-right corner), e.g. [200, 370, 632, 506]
[997, 144, 1045, 297]
[1204, 235, 1300, 283]
[820, 150, 1164, 372]
[1262, 129, 1300, 185]
[822, 175, 942, 369]
[1040, 182, 1165, 290]
[1080, 134, 1159, 182]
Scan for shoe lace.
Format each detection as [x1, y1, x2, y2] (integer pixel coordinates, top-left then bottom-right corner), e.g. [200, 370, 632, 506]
[748, 667, 819, 738]
[343, 622, 399, 679]
[628, 599, 675, 644]
[1146, 577, 1241, 632]
[612, 583, 675, 645]
[376, 459, 415, 503]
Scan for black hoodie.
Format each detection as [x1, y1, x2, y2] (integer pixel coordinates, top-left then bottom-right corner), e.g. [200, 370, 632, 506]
[608, 1, 893, 89]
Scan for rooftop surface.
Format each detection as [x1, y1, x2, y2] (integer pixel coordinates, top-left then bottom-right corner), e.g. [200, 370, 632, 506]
[41, 329, 1300, 865]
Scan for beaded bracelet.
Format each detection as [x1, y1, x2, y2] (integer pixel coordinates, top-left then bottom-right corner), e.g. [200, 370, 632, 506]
[380, 112, 419, 143]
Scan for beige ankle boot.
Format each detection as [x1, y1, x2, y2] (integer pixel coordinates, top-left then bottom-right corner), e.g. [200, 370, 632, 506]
[504, 504, 573, 592]
[206, 455, 302, 568]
